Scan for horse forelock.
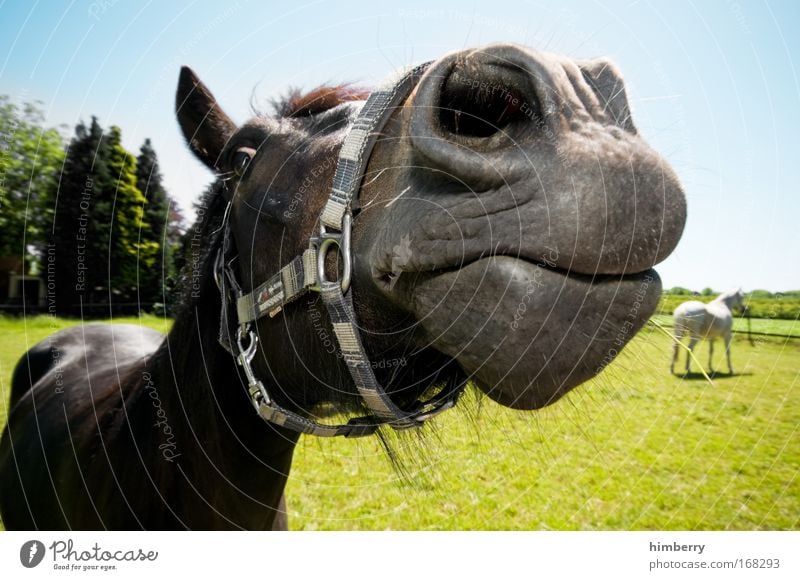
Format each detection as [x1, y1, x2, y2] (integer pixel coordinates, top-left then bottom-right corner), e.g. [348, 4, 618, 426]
[273, 84, 369, 118]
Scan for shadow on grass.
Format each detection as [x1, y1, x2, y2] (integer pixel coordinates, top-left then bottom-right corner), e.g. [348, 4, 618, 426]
[675, 371, 754, 381]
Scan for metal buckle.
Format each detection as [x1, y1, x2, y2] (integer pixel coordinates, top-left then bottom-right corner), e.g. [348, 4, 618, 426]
[310, 213, 352, 294]
[236, 329, 271, 407]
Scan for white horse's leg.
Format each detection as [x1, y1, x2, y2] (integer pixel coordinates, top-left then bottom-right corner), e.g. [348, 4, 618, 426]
[686, 337, 698, 374]
[708, 339, 716, 374]
[724, 332, 734, 374]
[671, 327, 684, 374]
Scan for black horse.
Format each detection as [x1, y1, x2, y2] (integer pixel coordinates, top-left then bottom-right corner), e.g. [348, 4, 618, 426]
[0, 43, 686, 530]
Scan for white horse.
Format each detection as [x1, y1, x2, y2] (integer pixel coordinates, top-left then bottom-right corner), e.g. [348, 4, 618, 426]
[670, 288, 746, 375]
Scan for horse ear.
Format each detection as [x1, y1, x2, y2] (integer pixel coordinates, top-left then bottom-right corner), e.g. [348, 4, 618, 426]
[176, 66, 237, 171]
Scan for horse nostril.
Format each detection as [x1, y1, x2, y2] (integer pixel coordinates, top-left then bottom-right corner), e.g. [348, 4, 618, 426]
[437, 61, 539, 140]
[409, 46, 547, 188]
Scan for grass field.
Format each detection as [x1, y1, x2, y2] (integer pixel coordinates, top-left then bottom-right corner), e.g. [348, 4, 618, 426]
[0, 315, 798, 530]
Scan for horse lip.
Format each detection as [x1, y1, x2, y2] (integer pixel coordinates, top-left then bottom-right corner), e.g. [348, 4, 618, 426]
[406, 256, 662, 410]
[372, 247, 656, 294]
[485, 250, 658, 280]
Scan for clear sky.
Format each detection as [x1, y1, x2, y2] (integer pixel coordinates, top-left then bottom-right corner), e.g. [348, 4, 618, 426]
[1, 0, 798, 291]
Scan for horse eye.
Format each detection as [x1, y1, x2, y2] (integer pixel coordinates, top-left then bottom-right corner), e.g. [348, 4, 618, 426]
[232, 147, 256, 177]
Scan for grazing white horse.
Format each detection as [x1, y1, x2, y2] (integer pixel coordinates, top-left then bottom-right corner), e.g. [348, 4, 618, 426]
[670, 288, 746, 375]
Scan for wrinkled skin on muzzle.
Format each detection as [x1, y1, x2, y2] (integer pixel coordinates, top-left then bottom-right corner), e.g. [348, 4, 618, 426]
[354, 43, 686, 409]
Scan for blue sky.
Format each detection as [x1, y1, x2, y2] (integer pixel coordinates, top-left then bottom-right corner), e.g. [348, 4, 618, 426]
[1, 0, 798, 291]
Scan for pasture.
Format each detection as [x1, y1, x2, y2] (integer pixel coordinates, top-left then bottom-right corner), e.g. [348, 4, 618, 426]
[0, 315, 797, 530]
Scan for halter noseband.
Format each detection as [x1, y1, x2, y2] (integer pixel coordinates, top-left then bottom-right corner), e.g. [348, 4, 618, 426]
[215, 62, 465, 438]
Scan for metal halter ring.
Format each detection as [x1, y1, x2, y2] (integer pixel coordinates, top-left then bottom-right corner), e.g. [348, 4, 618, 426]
[313, 213, 352, 294]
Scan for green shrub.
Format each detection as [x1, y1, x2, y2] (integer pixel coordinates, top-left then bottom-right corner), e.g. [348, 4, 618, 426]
[657, 294, 800, 320]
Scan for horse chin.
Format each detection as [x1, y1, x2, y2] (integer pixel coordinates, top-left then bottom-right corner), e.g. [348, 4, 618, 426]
[408, 256, 662, 410]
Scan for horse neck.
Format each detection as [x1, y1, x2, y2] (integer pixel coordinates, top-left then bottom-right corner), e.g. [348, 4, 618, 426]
[715, 292, 739, 311]
[139, 276, 299, 528]
[164, 185, 299, 462]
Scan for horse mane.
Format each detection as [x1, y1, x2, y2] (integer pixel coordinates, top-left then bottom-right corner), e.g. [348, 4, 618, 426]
[172, 181, 229, 312]
[273, 85, 369, 118]
[146, 181, 235, 482]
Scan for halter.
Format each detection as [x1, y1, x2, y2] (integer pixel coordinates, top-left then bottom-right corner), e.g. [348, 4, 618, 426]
[215, 62, 465, 438]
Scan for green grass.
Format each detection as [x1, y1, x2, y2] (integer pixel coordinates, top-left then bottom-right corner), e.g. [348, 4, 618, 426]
[0, 316, 798, 530]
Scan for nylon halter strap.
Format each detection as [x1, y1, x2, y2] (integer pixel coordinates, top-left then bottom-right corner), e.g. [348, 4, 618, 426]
[215, 62, 464, 438]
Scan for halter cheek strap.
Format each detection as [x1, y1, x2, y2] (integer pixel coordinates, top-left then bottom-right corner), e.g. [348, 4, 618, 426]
[216, 62, 465, 438]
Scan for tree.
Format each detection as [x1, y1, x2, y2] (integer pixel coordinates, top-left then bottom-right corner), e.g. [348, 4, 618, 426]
[0, 96, 64, 263]
[103, 126, 157, 300]
[49, 119, 159, 313]
[48, 116, 112, 314]
[46, 116, 179, 315]
[136, 138, 183, 306]
[701, 287, 714, 297]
